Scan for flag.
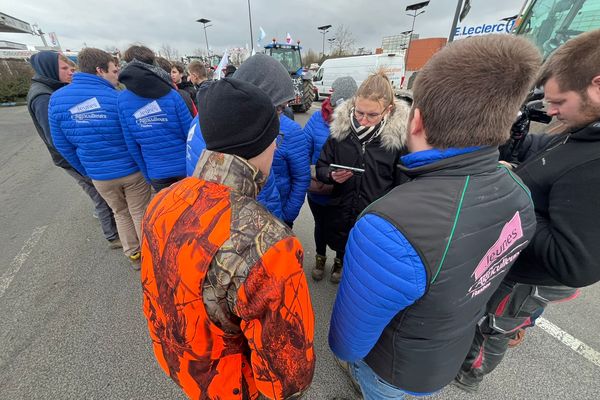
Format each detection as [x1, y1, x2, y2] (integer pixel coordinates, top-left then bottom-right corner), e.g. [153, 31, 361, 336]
[214, 50, 229, 80]
[286, 32, 293, 44]
[258, 26, 266, 44]
[459, 0, 471, 22]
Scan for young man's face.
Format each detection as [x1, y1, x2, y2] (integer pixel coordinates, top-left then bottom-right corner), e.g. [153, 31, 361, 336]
[171, 68, 182, 84]
[58, 58, 74, 83]
[544, 77, 600, 130]
[189, 73, 205, 85]
[98, 62, 120, 87]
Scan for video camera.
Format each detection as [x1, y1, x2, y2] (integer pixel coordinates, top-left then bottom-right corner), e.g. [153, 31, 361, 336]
[506, 88, 553, 163]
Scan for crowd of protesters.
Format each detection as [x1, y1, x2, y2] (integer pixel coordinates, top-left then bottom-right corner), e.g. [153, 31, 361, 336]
[25, 29, 600, 400]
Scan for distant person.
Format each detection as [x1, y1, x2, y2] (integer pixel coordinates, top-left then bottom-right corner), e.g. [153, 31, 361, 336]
[186, 61, 208, 89]
[48, 48, 151, 269]
[316, 71, 410, 283]
[455, 28, 600, 394]
[224, 64, 237, 77]
[234, 54, 310, 228]
[141, 78, 315, 399]
[304, 76, 357, 281]
[328, 34, 540, 399]
[155, 57, 196, 116]
[171, 61, 197, 100]
[117, 45, 192, 192]
[26, 50, 120, 249]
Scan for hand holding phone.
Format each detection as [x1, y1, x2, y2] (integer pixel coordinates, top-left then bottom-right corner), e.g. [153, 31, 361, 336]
[331, 169, 353, 183]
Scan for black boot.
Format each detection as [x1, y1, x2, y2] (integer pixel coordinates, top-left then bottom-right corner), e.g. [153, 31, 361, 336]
[311, 254, 327, 281]
[330, 257, 343, 284]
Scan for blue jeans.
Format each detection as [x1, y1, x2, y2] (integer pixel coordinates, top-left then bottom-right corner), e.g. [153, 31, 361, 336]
[350, 359, 406, 400]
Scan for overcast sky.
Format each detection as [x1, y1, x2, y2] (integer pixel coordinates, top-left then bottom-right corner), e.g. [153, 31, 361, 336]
[2, 0, 525, 55]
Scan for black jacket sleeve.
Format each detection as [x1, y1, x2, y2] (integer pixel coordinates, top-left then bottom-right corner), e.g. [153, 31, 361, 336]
[316, 136, 336, 184]
[31, 94, 54, 149]
[518, 160, 600, 287]
[499, 133, 558, 163]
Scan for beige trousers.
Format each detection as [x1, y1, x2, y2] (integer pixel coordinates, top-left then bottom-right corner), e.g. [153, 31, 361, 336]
[93, 172, 151, 257]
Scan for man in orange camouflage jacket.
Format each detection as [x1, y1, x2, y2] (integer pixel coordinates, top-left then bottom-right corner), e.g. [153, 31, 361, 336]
[140, 78, 315, 400]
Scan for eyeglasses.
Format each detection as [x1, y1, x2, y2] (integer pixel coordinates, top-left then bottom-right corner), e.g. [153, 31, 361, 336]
[352, 107, 385, 122]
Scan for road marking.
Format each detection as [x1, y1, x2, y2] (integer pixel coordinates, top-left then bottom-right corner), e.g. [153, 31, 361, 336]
[537, 317, 600, 368]
[0, 226, 47, 299]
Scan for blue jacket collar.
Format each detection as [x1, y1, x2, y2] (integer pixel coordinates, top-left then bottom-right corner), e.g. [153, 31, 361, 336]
[72, 72, 115, 89]
[401, 147, 481, 168]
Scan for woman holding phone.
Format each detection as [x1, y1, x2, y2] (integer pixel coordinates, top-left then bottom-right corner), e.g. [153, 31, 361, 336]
[316, 71, 411, 283]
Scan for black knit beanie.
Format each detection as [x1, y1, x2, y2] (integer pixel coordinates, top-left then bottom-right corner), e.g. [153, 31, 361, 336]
[198, 78, 280, 160]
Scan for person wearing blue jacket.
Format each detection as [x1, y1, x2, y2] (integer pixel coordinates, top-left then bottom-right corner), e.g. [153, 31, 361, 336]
[233, 54, 310, 227]
[328, 35, 540, 399]
[117, 45, 192, 192]
[304, 76, 357, 281]
[49, 48, 151, 269]
[186, 110, 284, 220]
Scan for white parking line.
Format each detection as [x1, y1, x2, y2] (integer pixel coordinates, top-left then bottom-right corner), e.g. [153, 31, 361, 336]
[0, 226, 47, 299]
[537, 317, 600, 368]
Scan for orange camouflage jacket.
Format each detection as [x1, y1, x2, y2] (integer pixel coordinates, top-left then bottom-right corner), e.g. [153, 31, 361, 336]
[141, 150, 315, 400]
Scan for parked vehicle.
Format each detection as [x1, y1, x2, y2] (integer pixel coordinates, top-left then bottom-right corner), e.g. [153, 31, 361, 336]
[312, 53, 405, 101]
[514, 0, 600, 60]
[264, 41, 315, 112]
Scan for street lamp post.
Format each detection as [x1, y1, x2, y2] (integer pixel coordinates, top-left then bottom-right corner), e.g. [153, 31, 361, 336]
[318, 24, 332, 57]
[196, 18, 212, 57]
[403, 1, 429, 85]
[247, 0, 254, 53]
[327, 37, 336, 54]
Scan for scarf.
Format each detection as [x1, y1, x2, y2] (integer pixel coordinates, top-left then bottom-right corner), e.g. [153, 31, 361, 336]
[350, 110, 387, 145]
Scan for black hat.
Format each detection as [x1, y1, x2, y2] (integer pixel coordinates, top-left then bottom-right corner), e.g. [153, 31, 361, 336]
[198, 78, 279, 160]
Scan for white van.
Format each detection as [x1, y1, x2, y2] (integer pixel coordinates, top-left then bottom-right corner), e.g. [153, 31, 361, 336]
[312, 53, 405, 101]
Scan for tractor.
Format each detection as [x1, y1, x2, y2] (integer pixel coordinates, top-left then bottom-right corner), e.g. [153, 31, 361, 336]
[264, 40, 315, 113]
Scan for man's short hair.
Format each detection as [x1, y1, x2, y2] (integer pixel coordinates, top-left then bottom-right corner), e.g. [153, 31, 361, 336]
[172, 62, 184, 73]
[58, 54, 76, 68]
[123, 45, 155, 64]
[78, 48, 113, 75]
[154, 57, 172, 73]
[412, 35, 541, 148]
[188, 61, 207, 79]
[538, 28, 600, 94]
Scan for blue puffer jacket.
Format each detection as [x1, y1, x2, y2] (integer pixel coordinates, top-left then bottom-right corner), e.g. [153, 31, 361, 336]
[329, 148, 480, 362]
[272, 115, 310, 222]
[303, 110, 331, 205]
[185, 116, 283, 219]
[117, 88, 191, 181]
[49, 73, 138, 180]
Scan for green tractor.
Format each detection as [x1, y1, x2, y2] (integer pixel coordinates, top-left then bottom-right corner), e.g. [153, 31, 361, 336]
[514, 0, 600, 59]
[264, 41, 315, 113]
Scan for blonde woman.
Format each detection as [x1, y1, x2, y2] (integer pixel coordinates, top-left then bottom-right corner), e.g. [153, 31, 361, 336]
[315, 71, 411, 283]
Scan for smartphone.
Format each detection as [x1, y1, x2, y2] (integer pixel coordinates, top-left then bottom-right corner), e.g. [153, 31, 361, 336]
[329, 163, 365, 175]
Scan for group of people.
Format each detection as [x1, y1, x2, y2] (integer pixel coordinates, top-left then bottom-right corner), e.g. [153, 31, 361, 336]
[25, 29, 600, 400]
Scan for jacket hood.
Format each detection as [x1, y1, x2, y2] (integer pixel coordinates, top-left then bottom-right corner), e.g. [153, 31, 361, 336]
[330, 98, 411, 152]
[118, 59, 173, 98]
[30, 51, 59, 81]
[177, 79, 194, 90]
[30, 74, 67, 92]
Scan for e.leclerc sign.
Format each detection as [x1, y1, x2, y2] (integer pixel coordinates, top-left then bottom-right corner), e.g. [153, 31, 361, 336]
[455, 19, 516, 38]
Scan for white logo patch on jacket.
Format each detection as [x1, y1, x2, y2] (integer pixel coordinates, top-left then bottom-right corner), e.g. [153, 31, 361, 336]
[134, 101, 168, 128]
[69, 98, 106, 123]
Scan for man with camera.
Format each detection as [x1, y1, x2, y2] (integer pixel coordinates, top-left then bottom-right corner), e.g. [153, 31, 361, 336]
[455, 28, 600, 392]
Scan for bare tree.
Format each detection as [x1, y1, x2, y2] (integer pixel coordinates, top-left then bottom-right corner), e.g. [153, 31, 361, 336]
[192, 48, 207, 58]
[302, 49, 321, 67]
[159, 43, 180, 61]
[331, 25, 356, 57]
